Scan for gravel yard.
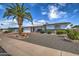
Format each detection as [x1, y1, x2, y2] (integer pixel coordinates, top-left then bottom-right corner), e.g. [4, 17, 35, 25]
[25, 33, 79, 55]
[1, 32, 79, 55]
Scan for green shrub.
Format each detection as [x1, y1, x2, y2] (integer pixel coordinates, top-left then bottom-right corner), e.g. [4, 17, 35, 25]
[66, 29, 79, 40]
[40, 30, 45, 34]
[3, 28, 13, 33]
[46, 30, 52, 34]
[56, 29, 66, 34]
[3, 30, 11, 33]
[66, 30, 74, 40]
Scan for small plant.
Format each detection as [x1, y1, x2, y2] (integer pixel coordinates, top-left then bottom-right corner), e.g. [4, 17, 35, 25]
[46, 30, 52, 34]
[66, 29, 74, 40]
[3, 28, 13, 33]
[3, 31, 9, 33]
[56, 29, 66, 34]
[36, 29, 45, 34]
[66, 29, 79, 40]
[40, 30, 45, 34]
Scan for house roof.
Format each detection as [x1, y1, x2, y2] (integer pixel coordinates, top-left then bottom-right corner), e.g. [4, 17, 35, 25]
[45, 22, 71, 26]
[25, 22, 71, 28]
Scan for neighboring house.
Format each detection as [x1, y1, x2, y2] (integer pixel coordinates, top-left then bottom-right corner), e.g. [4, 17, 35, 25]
[0, 22, 72, 33]
[72, 25, 79, 29]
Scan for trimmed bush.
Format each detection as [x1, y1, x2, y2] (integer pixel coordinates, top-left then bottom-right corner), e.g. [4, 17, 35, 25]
[3, 28, 13, 33]
[56, 29, 66, 34]
[3, 30, 12, 33]
[66, 29, 79, 40]
[46, 30, 52, 34]
[36, 29, 45, 34]
[40, 30, 45, 34]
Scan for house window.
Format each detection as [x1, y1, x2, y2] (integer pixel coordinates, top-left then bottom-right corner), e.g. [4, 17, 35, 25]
[46, 25, 55, 29]
[60, 25, 66, 29]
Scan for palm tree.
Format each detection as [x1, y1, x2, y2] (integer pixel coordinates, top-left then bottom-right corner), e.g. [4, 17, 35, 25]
[3, 3, 33, 35]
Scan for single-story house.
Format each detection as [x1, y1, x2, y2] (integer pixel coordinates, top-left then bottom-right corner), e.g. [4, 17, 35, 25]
[0, 22, 72, 33]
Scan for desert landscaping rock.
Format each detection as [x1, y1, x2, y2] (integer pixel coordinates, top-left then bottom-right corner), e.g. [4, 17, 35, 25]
[26, 33, 79, 54]
[0, 32, 79, 55]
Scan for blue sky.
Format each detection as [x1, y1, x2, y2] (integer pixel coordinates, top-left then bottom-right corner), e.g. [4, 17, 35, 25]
[0, 3, 79, 28]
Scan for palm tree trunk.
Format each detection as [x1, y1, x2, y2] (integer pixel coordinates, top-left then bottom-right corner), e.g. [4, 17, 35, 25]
[18, 24, 23, 35]
[17, 16, 23, 35]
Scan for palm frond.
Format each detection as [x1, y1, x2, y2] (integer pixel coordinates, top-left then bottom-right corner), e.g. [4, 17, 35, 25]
[3, 11, 8, 18]
[6, 5, 13, 9]
[3, 3, 33, 22]
[13, 16, 17, 19]
[21, 3, 24, 9]
[24, 12, 33, 22]
[16, 3, 21, 9]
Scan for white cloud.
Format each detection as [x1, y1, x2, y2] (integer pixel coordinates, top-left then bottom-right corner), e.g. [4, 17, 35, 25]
[23, 22, 31, 26]
[41, 7, 47, 15]
[3, 19, 17, 25]
[33, 19, 46, 25]
[23, 19, 46, 27]
[33, 21, 45, 25]
[58, 11, 67, 17]
[73, 9, 78, 13]
[13, 19, 17, 23]
[37, 19, 46, 24]
[48, 5, 59, 19]
[48, 5, 67, 20]
[30, 3, 37, 7]
[0, 19, 18, 28]
[41, 7, 46, 11]
[41, 12, 47, 15]
[0, 19, 47, 28]
[58, 3, 66, 6]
